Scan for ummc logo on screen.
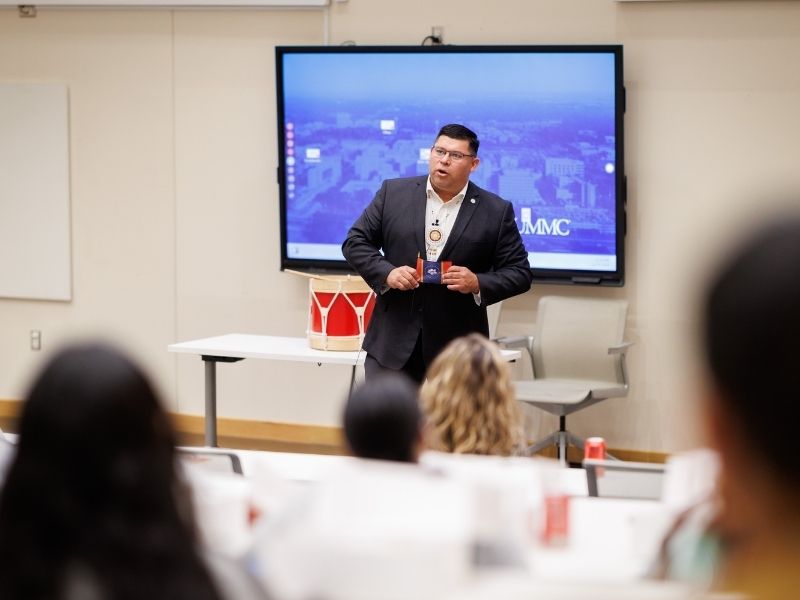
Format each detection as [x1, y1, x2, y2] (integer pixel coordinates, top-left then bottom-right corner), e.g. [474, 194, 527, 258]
[518, 208, 571, 236]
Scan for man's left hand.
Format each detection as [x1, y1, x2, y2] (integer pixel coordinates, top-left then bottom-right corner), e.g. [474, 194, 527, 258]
[442, 265, 479, 294]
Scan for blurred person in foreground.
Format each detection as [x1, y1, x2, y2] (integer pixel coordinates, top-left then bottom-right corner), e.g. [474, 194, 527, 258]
[0, 342, 267, 600]
[699, 213, 800, 599]
[421, 333, 524, 456]
[343, 373, 424, 463]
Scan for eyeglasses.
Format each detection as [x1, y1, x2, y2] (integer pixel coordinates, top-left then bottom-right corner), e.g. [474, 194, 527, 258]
[431, 146, 476, 162]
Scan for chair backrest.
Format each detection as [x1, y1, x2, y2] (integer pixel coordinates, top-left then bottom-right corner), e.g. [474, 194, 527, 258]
[584, 458, 665, 499]
[178, 448, 244, 474]
[532, 296, 628, 382]
[486, 300, 503, 340]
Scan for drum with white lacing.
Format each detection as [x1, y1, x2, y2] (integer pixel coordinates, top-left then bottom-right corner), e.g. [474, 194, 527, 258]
[307, 275, 376, 351]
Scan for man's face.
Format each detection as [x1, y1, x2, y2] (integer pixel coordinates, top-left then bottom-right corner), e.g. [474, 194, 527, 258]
[428, 135, 479, 200]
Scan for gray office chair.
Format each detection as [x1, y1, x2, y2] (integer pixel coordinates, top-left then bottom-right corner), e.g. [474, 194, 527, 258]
[486, 300, 503, 340]
[502, 296, 632, 464]
[583, 458, 665, 499]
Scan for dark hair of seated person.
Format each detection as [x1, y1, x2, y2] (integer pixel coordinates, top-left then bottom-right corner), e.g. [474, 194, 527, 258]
[700, 213, 800, 598]
[343, 373, 422, 463]
[704, 215, 800, 486]
[0, 342, 223, 600]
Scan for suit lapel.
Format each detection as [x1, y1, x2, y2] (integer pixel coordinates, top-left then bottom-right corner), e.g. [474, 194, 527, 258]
[413, 178, 427, 258]
[440, 182, 479, 261]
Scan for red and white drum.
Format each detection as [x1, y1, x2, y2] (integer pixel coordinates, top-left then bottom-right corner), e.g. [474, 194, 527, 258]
[307, 275, 376, 351]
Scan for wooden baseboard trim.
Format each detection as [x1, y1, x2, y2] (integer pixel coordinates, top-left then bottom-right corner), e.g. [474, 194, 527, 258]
[607, 448, 670, 464]
[535, 445, 669, 464]
[0, 398, 21, 433]
[1, 398, 345, 455]
[169, 413, 346, 455]
[0, 399, 21, 418]
[2, 399, 667, 462]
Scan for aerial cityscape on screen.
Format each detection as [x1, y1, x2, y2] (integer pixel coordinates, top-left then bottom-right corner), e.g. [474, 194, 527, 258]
[280, 50, 619, 273]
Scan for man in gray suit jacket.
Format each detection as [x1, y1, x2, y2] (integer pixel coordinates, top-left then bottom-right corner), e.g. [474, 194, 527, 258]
[342, 124, 532, 383]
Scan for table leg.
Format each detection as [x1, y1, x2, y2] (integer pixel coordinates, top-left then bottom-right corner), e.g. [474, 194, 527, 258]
[200, 355, 243, 448]
[204, 360, 218, 447]
[349, 364, 358, 395]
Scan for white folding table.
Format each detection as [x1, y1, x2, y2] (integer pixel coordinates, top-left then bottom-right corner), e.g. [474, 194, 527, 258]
[169, 334, 521, 447]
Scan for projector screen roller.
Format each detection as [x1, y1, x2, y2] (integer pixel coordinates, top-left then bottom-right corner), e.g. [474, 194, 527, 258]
[276, 45, 626, 286]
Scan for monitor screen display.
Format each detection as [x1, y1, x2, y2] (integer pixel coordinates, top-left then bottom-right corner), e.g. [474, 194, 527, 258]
[276, 45, 625, 285]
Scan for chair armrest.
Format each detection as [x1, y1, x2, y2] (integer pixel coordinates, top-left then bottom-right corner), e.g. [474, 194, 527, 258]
[495, 335, 536, 378]
[607, 341, 634, 355]
[493, 335, 532, 350]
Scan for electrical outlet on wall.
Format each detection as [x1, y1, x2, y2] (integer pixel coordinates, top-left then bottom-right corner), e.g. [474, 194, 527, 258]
[30, 330, 41, 351]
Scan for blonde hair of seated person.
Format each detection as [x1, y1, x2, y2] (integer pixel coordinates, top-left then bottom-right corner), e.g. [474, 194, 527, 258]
[421, 333, 523, 456]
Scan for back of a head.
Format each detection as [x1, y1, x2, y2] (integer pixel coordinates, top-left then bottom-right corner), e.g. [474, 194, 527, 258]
[703, 213, 800, 487]
[421, 333, 521, 456]
[344, 374, 422, 463]
[9, 342, 176, 510]
[0, 342, 220, 600]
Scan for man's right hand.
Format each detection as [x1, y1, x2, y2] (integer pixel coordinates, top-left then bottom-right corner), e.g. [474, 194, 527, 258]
[386, 266, 420, 291]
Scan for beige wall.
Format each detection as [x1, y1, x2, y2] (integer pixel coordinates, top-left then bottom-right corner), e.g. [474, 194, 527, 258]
[1, 0, 799, 452]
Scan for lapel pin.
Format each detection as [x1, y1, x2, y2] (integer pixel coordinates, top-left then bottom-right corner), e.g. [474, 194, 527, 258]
[470, 198, 476, 204]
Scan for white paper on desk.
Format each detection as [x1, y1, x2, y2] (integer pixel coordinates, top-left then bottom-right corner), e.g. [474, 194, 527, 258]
[243, 453, 314, 522]
[534, 496, 675, 582]
[661, 448, 720, 510]
[441, 572, 695, 600]
[420, 451, 544, 563]
[183, 464, 254, 558]
[252, 460, 475, 600]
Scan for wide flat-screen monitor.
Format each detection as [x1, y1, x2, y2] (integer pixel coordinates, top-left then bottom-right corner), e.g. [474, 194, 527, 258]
[276, 45, 626, 286]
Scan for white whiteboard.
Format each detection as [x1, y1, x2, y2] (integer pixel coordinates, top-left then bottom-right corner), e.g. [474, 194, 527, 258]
[0, 83, 72, 301]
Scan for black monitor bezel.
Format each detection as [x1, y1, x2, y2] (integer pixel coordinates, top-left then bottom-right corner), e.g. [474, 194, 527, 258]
[276, 44, 626, 286]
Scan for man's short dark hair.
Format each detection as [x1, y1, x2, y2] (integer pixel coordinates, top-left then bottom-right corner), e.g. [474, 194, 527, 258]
[343, 374, 422, 463]
[703, 212, 800, 486]
[436, 124, 479, 156]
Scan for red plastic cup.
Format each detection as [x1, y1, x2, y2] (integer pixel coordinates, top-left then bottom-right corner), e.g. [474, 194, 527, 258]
[585, 437, 606, 478]
[584, 437, 606, 460]
[541, 494, 569, 547]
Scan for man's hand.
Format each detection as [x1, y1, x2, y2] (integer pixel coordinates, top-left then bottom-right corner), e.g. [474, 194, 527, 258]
[442, 265, 480, 294]
[386, 265, 420, 291]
